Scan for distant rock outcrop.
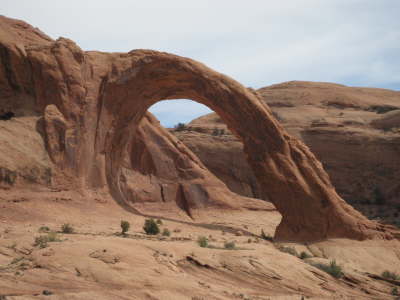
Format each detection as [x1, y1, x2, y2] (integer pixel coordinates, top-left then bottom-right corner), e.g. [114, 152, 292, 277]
[0, 15, 397, 241]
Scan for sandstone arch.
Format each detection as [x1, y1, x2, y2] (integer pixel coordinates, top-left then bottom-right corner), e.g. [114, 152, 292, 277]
[0, 16, 396, 242]
[97, 50, 393, 242]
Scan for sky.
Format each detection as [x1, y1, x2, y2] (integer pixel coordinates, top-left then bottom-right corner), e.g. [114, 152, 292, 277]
[2, 0, 399, 127]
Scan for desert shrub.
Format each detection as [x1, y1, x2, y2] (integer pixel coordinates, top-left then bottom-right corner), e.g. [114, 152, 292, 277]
[0, 111, 15, 120]
[197, 236, 208, 248]
[278, 245, 299, 257]
[61, 223, 74, 234]
[156, 219, 163, 225]
[382, 270, 400, 280]
[174, 122, 187, 131]
[224, 241, 236, 250]
[261, 229, 273, 241]
[300, 251, 312, 259]
[143, 218, 160, 235]
[392, 287, 399, 295]
[34, 236, 48, 248]
[367, 105, 398, 114]
[47, 232, 59, 242]
[313, 260, 343, 278]
[38, 226, 50, 233]
[120, 220, 130, 235]
[162, 228, 171, 237]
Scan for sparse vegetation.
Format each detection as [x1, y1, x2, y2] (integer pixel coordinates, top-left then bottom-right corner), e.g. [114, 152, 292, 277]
[392, 287, 399, 296]
[197, 236, 208, 248]
[174, 122, 187, 131]
[277, 245, 299, 257]
[38, 226, 50, 233]
[120, 220, 130, 235]
[211, 128, 225, 136]
[34, 232, 61, 248]
[47, 232, 59, 242]
[224, 241, 236, 250]
[382, 270, 400, 280]
[312, 260, 343, 278]
[34, 236, 49, 248]
[261, 229, 273, 241]
[300, 251, 312, 259]
[367, 105, 399, 114]
[162, 228, 171, 237]
[156, 219, 163, 225]
[143, 218, 160, 235]
[61, 223, 74, 234]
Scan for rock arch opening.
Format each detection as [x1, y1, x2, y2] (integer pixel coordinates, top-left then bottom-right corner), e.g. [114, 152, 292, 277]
[148, 99, 265, 200]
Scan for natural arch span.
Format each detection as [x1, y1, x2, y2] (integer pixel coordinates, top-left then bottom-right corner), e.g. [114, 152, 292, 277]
[97, 50, 392, 241]
[0, 16, 396, 242]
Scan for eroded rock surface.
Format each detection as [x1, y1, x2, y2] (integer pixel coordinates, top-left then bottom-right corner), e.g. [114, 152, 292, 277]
[0, 16, 397, 241]
[174, 82, 400, 227]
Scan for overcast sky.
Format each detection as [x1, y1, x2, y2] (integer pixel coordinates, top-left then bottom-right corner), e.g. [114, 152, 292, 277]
[3, 0, 399, 127]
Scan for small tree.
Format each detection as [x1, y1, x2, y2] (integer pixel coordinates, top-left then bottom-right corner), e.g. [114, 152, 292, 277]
[174, 123, 187, 131]
[61, 223, 74, 234]
[120, 220, 130, 235]
[143, 218, 160, 235]
[197, 236, 208, 248]
[224, 241, 236, 249]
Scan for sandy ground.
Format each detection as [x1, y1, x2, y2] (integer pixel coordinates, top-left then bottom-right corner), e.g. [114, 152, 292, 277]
[1, 190, 400, 300]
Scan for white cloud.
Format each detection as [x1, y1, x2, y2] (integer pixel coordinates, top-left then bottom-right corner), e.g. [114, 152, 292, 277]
[2, 0, 399, 125]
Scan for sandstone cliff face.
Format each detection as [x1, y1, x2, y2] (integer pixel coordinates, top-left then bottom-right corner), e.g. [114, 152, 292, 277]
[174, 81, 400, 224]
[0, 16, 397, 242]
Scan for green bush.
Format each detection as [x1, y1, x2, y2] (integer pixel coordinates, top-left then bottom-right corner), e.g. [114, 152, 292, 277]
[162, 228, 171, 237]
[300, 251, 312, 259]
[34, 236, 49, 248]
[33, 233, 60, 248]
[47, 232, 59, 242]
[61, 223, 74, 234]
[174, 123, 187, 131]
[224, 241, 236, 250]
[143, 218, 160, 235]
[197, 236, 208, 248]
[382, 270, 400, 280]
[392, 287, 399, 296]
[38, 226, 50, 233]
[278, 245, 299, 257]
[120, 220, 130, 235]
[313, 260, 343, 278]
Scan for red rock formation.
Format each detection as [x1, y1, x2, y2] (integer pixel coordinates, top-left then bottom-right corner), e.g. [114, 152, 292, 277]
[178, 82, 400, 223]
[0, 16, 397, 241]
